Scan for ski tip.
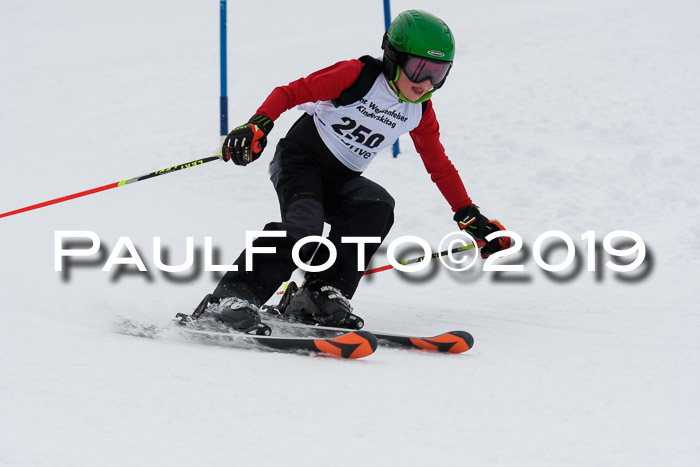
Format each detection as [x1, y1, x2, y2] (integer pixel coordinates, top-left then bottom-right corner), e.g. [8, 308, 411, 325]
[409, 330, 474, 354]
[449, 330, 475, 352]
[313, 330, 378, 359]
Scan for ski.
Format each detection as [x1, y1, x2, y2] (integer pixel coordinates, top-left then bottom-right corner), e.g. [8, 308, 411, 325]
[260, 314, 474, 354]
[115, 315, 377, 359]
[372, 329, 473, 353]
[261, 281, 474, 354]
[181, 325, 378, 359]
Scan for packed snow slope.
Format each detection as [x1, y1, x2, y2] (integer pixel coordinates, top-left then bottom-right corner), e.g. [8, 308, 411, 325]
[1, 0, 699, 466]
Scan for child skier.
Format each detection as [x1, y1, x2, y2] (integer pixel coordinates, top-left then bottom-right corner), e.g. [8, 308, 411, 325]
[199, 10, 510, 332]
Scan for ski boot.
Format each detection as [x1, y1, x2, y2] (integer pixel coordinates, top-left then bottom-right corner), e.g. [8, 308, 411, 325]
[177, 293, 271, 336]
[261, 281, 299, 317]
[284, 279, 364, 330]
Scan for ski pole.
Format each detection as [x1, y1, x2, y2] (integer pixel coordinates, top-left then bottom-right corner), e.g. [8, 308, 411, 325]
[275, 243, 478, 293]
[0, 154, 223, 219]
[363, 243, 476, 276]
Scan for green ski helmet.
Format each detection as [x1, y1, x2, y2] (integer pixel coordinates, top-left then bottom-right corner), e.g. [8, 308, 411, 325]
[382, 10, 455, 93]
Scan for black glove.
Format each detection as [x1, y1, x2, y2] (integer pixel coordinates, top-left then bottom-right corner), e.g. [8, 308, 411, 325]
[222, 114, 274, 166]
[454, 205, 489, 238]
[479, 220, 511, 258]
[454, 205, 512, 258]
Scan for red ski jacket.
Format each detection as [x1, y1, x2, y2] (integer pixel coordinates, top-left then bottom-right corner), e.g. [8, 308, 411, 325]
[255, 59, 472, 212]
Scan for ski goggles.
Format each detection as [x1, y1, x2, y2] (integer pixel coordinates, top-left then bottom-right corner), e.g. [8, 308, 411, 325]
[401, 55, 453, 87]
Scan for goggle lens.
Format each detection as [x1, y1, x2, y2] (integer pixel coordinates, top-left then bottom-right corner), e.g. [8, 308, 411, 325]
[402, 56, 452, 85]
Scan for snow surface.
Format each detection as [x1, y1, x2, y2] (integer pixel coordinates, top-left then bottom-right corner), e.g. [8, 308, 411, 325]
[1, 0, 699, 465]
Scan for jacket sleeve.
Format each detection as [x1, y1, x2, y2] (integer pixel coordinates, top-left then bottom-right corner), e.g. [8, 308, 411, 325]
[409, 100, 473, 212]
[254, 60, 364, 121]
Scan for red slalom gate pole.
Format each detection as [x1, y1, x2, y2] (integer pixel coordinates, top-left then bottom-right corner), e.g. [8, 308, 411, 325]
[0, 155, 222, 219]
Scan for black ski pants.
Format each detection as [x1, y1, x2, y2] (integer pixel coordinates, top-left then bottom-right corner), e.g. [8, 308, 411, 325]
[212, 114, 395, 306]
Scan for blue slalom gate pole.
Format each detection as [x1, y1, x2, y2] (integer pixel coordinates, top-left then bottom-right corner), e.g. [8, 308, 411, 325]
[383, 0, 392, 33]
[383, 0, 399, 158]
[219, 1, 228, 139]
